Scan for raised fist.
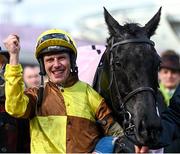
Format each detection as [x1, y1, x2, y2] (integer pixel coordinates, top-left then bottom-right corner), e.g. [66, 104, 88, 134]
[3, 34, 20, 55]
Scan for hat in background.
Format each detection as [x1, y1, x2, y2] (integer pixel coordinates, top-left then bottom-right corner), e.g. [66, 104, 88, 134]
[160, 49, 180, 71]
[0, 46, 9, 61]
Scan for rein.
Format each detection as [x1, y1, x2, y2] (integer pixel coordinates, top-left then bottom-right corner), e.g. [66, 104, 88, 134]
[108, 37, 157, 144]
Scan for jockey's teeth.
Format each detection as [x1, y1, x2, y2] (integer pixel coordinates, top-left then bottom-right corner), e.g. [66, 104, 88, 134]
[53, 70, 63, 75]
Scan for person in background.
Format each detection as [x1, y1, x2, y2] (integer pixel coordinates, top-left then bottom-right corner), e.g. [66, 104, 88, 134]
[158, 49, 180, 153]
[0, 46, 29, 153]
[158, 49, 180, 107]
[23, 65, 40, 88]
[3, 29, 124, 153]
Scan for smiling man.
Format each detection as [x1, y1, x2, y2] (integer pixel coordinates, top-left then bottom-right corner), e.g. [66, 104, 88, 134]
[3, 29, 123, 153]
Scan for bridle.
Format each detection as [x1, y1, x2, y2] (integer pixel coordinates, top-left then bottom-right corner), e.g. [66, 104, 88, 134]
[109, 37, 155, 51]
[108, 37, 157, 144]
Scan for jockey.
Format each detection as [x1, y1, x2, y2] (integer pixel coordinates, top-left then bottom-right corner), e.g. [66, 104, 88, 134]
[3, 29, 123, 153]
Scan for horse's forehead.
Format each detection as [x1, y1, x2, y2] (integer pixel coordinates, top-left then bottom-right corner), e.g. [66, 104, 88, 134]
[115, 45, 150, 58]
[112, 24, 148, 43]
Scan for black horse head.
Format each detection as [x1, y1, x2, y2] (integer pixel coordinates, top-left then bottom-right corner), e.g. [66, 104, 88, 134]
[93, 7, 162, 146]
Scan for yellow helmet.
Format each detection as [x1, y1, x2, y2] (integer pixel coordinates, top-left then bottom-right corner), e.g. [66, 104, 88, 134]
[35, 29, 77, 59]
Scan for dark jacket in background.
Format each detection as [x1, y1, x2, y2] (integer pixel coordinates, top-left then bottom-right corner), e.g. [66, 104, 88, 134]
[158, 84, 180, 152]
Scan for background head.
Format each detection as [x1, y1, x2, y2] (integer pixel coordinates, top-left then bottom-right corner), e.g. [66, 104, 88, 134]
[23, 65, 41, 88]
[159, 49, 180, 89]
[159, 49, 180, 71]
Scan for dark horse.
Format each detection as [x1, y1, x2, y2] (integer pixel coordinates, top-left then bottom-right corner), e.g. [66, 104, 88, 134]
[93, 7, 162, 148]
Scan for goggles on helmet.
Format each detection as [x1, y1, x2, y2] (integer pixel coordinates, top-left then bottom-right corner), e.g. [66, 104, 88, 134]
[36, 33, 75, 48]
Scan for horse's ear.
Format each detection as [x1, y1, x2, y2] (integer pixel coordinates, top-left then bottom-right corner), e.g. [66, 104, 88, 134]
[103, 7, 123, 36]
[144, 7, 162, 38]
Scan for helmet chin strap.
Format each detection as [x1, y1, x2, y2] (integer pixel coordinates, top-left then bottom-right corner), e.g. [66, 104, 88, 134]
[38, 57, 46, 76]
[36, 57, 45, 109]
[70, 53, 78, 74]
[71, 64, 78, 74]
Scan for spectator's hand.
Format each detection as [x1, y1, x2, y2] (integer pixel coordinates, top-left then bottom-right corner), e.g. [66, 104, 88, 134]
[135, 145, 149, 153]
[3, 34, 20, 65]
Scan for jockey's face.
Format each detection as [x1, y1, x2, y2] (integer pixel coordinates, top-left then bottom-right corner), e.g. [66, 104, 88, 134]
[159, 68, 180, 90]
[44, 52, 71, 85]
